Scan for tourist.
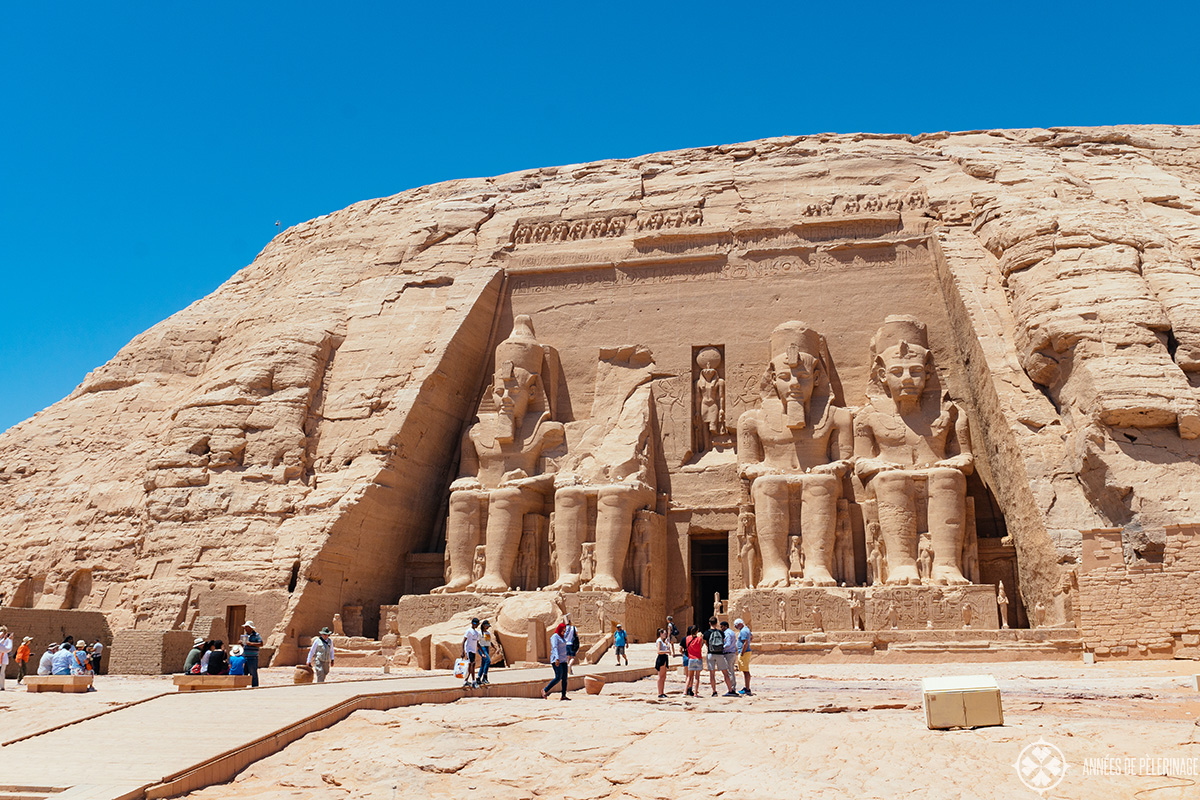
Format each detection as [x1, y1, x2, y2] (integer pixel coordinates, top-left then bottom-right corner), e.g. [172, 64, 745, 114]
[183, 637, 205, 673]
[307, 626, 335, 683]
[0, 627, 11, 690]
[734, 618, 753, 696]
[721, 620, 739, 696]
[38, 642, 58, 676]
[16, 636, 32, 685]
[542, 622, 570, 700]
[477, 620, 493, 686]
[199, 640, 216, 674]
[241, 622, 263, 687]
[206, 640, 229, 675]
[704, 616, 731, 697]
[613, 623, 628, 666]
[563, 613, 579, 673]
[683, 625, 702, 697]
[665, 615, 682, 664]
[51, 642, 75, 675]
[72, 643, 93, 674]
[654, 628, 670, 698]
[228, 644, 246, 676]
[462, 617, 481, 688]
[90, 640, 104, 674]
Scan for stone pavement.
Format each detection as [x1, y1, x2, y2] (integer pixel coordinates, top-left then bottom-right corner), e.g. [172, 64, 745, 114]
[0, 662, 653, 800]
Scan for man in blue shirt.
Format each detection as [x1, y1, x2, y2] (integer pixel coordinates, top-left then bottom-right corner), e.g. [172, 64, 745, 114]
[51, 643, 75, 676]
[613, 624, 628, 665]
[734, 618, 753, 696]
[241, 622, 263, 687]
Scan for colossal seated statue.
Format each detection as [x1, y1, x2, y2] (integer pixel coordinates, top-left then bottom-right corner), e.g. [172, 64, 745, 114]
[547, 346, 658, 593]
[853, 315, 974, 586]
[434, 316, 565, 593]
[737, 322, 853, 587]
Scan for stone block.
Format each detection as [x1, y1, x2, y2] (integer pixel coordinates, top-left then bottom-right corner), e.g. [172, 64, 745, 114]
[921, 674, 1003, 729]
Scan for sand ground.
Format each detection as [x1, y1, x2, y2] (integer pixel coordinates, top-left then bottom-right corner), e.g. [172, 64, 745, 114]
[142, 659, 1200, 800]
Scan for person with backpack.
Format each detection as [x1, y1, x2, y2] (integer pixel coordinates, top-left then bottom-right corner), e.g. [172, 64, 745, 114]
[613, 623, 628, 665]
[563, 614, 579, 674]
[683, 625, 703, 697]
[665, 615, 683, 665]
[734, 618, 753, 696]
[704, 616, 733, 697]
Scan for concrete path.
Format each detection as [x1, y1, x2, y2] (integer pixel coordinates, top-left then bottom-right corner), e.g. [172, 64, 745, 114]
[0, 663, 654, 800]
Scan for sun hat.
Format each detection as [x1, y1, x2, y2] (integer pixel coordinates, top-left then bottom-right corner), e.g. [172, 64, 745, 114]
[193, 637, 205, 647]
[243, 621, 255, 629]
[319, 626, 333, 636]
[734, 618, 745, 627]
[22, 636, 33, 642]
[230, 645, 244, 656]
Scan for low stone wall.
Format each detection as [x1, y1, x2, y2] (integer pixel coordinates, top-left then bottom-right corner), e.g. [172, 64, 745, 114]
[110, 629, 198, 674]
[0, 608, 112, 677]
[1078, 525, 1200, 658]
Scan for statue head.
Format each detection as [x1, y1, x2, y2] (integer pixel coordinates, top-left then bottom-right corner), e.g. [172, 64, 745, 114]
[696, 347, 722, 379]
[491, 315, 546, 442]
[869, 315, 933, 410]
[764, 321, 825, 428]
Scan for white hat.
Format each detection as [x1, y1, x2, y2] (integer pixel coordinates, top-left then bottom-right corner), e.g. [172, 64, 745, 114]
[230, 644, 244, 657]
[243, 621, 256, 629]
[734, 618, 745, 627]
[193, 637, 205, 646]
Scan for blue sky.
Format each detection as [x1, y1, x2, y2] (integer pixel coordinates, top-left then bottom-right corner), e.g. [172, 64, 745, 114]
[2, 2, 1197, 433]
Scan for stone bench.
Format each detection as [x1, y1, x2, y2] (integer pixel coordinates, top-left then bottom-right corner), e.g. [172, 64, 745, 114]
[25, 675, 94, 693]
[173, 674, 253, 692]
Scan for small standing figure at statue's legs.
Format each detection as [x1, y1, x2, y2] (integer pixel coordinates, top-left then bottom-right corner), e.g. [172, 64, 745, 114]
[997, 581, 1010, 629]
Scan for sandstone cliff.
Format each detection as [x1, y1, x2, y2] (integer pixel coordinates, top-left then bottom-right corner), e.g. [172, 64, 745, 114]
[2, 126, 1199, 655]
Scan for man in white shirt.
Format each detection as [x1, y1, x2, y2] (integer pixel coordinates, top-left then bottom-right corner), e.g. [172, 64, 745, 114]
[306, 627, 335, 683]
[38, 643, 58, 676]
[462, 618, 481, 688]
[0, 627, 12, 690]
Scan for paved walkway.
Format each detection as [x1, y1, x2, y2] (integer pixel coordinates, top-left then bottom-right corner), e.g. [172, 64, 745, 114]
[0, 662, 654, 800]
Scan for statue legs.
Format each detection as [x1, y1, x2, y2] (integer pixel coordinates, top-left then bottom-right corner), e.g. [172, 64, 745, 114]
[591, 484, 653, 591]
[472, 486, 543, 592]
[433, 489, 483, 593]
[871, 472, 921, 585]
[799, 475, 838, 587]
[547, 485, 586, 591]
[750, 476, 791, 587]
[927, 467, 970, 585]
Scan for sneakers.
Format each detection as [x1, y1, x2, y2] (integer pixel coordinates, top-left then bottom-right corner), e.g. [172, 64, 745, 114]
[560, 695, 571, 701]
[711, 690, 718, 697]
[685, 688, 694, 697]
[724, 691, 739, 697]
[463, 681, 472, 688]
[472, 680, 481, 688]
[739, 688, 753, 696]
[657, 693, 667, 699]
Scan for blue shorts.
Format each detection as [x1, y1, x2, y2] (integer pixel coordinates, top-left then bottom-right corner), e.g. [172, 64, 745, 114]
[687, 658, 702, 671]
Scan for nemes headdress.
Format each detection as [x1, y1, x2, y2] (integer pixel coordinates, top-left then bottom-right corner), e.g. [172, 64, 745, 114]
[869, 315, 930, 361]
[494, 315, 545, 377]
[770, 321, 824, 367]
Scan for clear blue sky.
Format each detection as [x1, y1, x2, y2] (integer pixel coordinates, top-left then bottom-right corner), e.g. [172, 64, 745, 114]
[3, 3, 1197, 433]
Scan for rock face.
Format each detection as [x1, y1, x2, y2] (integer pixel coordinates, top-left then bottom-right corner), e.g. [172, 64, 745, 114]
[3, 125, 1200, 661]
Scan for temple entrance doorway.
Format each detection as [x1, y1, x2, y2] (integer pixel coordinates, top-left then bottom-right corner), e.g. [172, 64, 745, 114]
[690, 535, 729, 628]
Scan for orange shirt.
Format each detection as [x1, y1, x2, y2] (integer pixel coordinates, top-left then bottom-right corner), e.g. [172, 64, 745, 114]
[16, 644, 30, 663]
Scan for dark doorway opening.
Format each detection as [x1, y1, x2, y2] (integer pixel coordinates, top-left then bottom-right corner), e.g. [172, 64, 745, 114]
[691, 536, 729, 628]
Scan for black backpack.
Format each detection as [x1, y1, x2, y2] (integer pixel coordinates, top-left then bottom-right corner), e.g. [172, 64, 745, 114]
[706, 627, 725, 654]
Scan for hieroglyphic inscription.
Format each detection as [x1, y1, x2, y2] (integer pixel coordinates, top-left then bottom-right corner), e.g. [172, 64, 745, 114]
[510, 205, 703, 247]
[801, 189, 928, 218]
[508, 244, 930, 296]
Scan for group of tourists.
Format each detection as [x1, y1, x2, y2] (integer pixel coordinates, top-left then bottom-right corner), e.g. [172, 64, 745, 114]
[0, 627, 104, 690]
[182, 621, 263, 686]
[657, 615, 752, 699]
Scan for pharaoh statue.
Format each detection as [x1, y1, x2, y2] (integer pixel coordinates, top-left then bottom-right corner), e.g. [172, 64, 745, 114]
[548, 346, 658, 592]
[997, 581, 1010, 629]
[694, 347, 726, 452]
[737, 322, 853, 587]
[854, 316, 974, 586]
[434, 316, 566, 593]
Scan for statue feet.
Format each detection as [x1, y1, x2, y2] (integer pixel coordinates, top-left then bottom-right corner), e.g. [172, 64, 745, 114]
[432, 578, 472, 594]
[802, 566, 837, 587]
[885, 565, 922, 586]
[759, 573, 790, 588]
[545, 573, 582, 593]
[932, 565, 970, 586]
[470, 575, 511, 593]
[587, 575, 623, 592]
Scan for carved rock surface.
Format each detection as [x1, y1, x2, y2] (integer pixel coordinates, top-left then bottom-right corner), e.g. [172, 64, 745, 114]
[3, 125, 1200, 649]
